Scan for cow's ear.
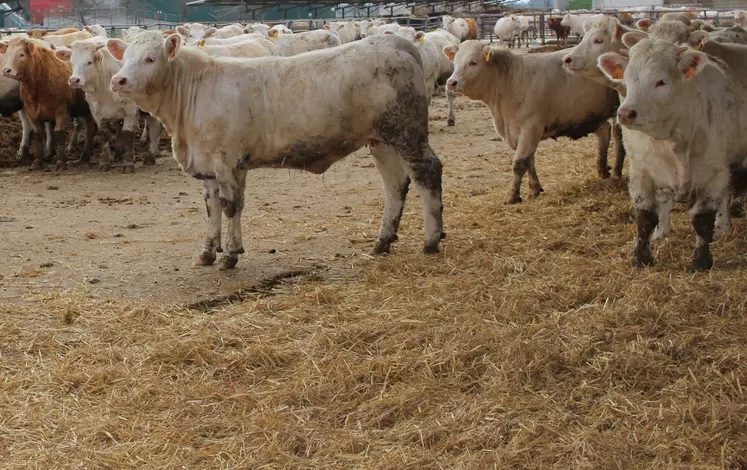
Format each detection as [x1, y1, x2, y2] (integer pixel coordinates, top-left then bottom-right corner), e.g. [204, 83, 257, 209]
[598, 52, 628, 82]
[622, 30, 646, 48]
[176, 25, 188, 36]
[636, 19, 653, 32]
[583, 21, 593, 33]
[677, 48, 708, 80]
[415, 31, 425, 44]
[165, 34, 181, 60]
[268, 29, 279, 38]
[0, 41, 8, 54]
[205, 27, 217, 37]
[323, 24, 330, 30]
[689, 31, 709, 50]
[443, 44, 458, 61]
[107, 38, 127, 60]
[54, 48, 71, 61]
[612, 19, 624, 39]
[84, 25, 91, 32]
[483, 45, 493, 62]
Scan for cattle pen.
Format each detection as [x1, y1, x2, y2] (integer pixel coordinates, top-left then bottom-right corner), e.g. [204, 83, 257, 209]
[0, 12, 746, 470]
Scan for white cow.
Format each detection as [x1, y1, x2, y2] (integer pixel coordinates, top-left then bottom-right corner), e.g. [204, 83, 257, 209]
[270, 24, 293, 35]
[42, 30, 93, 47]
[561, 14, 606, 38]
[441, 15, 476, 42]
[598, 36, 747, 270]
[107, 32, 445, 269]
[56, 38, 161, 171]
[84, 24, 108, 38]
[198, 33, 270, 46]
[369, 23, 402, 36]
[270, 29, 341, 56]
[494, 16, 523, 48]
[394, 27, 460, 125]
[358, 19, 386, 38]
[444, 41, 620, 203]
[325, 21, 359, 43]
[243, 23, 271, 35]
[122, 26, 142, 43]
[175, 23, 243, 45]
[190, 37, 280, 58]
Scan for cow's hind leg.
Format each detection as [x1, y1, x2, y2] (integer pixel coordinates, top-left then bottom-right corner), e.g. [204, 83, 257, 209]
[196, 178, 223, 266]
[399, 144, 444, 254]
[371, 143, 410, 254]
[31, 121, 45, 171]
[612, 121, 625, 177]
[121, 114, 138, 173]
[215, 165, 248, 270]
[691, 169, 729, 271]
[44, 123, 54, 162]
[629, 164, 657, 267]
[595, 120, 612, 179]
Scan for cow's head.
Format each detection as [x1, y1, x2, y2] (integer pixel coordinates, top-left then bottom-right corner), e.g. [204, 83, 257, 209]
[0, 37, 38, 81]
[109, 31, 174, 98]
[56, 39, 107, 90]
[443, 40, 496, 99]
[599, 36, 708, 139]
[563, 16, 627, 78]
[176, 23, 216, 45]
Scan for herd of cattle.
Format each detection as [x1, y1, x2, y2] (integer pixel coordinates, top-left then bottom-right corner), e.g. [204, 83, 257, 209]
[0, 11, 744, 272]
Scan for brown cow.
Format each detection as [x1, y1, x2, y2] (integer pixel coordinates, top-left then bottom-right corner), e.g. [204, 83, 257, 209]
[546, 17, 571, 47]
[0, 37, 95, 170]
[26, 27, 80, 39]
[465, 18, 478, 40]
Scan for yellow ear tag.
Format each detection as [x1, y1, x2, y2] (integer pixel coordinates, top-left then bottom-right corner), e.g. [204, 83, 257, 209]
[685, 66, 696, 79]
[696, 42, 703, 51]
[612, 65, 624, 80]
[198, 40, 205, 47]
[484, 49, 493, 62]
[417, 35, 425, 44]
[270, 30, 278, 38]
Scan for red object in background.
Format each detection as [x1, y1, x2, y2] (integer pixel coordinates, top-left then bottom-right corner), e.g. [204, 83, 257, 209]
[29, 0, 73, 24]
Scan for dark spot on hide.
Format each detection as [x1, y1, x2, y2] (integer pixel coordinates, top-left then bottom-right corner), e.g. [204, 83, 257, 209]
[220, 197, 237, 218]
[192, 172, 216, 180]
[544, 114, 609, 141]
[236, 153, 251, 170]
[272, 140, 359, 174]
[374, 84, 429, 159]
[730, 163, 747, 196]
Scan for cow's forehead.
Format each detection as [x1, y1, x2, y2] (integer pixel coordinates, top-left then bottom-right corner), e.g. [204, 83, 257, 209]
[127, 33, 165, 55]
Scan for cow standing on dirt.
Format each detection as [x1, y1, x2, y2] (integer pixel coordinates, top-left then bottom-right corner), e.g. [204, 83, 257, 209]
[107, 32, 445, 269]
[444, 41, 621, 204]
[0, 37, 95, 171]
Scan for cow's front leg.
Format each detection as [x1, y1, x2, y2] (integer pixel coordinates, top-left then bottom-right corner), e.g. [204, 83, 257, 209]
[216, 165, 247, 270]
[77, 115, 96, 164]
[612, 121, 625, 178]
[595, 119, 612, 179]
[446, 88, 456, 127]
[44, 122, 54, 162]
[97, 120, 114, 171]
[17, 110, 32, 162]
[629, 164, 657, 267]
[508, 125, 542, 204]
[651, 188, 674, 241]
[196, 178, 222, 266]
[66, 117, 81, 156]
[144, 115, 161, 165]
[54, 113, 71, 171]
[120, 115, 137, 173]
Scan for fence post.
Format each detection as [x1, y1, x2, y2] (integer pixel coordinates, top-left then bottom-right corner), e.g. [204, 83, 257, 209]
[477, 15, 482, 40]
[540, 12, 545, 45]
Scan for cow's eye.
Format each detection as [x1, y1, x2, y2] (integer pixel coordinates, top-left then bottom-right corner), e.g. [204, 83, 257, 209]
[146, 57, 155, 64]
[469, 59, 478, 66]
[87, 60, 93, 65]
[655, 79, 666, 88]
[594, 38, 603, 44]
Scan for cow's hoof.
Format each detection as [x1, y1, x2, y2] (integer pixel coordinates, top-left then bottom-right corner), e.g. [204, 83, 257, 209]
[144, 155, 156, 165]
[505, 195, 522, 205]
[632, 245, 654, 268]
[122, 164, 135, 174]
[16, 146, 31, 163]
[530, 187, 544, 198]
[99, 162, 111, 171]
[447, 118, 455, 127]
[218, 253, 239, 270]
[423, 242, 440, 254]
[374, 240, 391, 255]
[597, 166, 611, 179]
[195, 250, 216, 266]
[30, 161, 44, 171]
[691, 247, 713, 272]
[55, 161, 68, 171]
[651, 226, 668, 241]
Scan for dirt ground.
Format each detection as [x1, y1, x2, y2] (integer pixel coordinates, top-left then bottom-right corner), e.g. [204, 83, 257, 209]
[1, 94, 746, 468]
